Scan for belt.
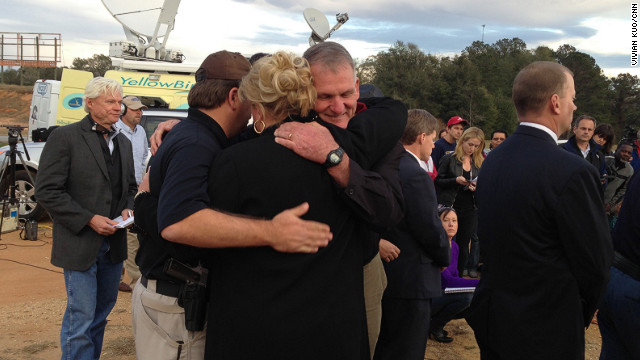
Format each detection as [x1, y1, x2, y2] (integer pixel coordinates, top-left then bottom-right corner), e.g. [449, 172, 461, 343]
[613, 251, 640, 282]
[141, 276, 183, 298]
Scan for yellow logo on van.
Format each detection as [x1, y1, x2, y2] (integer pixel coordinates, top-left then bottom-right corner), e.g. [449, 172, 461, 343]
[63, 93, 84, 109]
[119, 76, 194, 90]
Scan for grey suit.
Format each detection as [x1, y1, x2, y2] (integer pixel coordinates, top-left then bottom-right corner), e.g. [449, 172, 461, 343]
[35, 116, 137, 271]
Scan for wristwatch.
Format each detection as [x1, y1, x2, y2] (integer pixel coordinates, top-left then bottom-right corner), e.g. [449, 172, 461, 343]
[324, 147, 345, 168]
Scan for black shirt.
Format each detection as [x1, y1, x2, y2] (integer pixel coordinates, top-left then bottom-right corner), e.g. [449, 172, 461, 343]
[136, 108, 230, 280]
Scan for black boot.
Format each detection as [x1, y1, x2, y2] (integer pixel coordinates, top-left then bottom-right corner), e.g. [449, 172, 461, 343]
[429, 328, 453, 343]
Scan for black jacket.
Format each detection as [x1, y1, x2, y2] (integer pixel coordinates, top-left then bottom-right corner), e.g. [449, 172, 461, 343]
[434, 152, 480, 207]
[560, 136, 607, 180]
[468, 125, 612, 359]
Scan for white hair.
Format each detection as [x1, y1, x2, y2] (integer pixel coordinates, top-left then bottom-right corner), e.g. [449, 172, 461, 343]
[83, 77, 123, 113]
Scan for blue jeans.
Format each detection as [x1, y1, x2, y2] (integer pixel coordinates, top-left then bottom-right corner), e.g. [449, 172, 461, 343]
[430, 291, 473, 331]
[597, 266, 640, 360]
[61, 239, 123, 360]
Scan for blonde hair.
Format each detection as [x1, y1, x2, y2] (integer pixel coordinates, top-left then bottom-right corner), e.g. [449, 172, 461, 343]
[239, 51, 316, 121]
[454, 127, 485, 169]
[83, 77, 123, 113]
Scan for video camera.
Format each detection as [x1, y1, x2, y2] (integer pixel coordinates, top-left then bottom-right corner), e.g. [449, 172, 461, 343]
[1, 125, 27, 144]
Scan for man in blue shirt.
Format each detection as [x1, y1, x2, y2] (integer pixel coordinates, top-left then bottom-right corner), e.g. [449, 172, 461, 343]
[115, 95, 149, 291]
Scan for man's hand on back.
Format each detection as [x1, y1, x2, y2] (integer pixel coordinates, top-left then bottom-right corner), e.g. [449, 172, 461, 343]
[150, 119, 181, 155]
[268, 202, 333, 253]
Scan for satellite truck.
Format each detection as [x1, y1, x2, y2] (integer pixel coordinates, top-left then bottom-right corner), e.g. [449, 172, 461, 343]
[28, 3, 349, 140]
[4, 2, 349, 221]
[28, 0, 196, 141]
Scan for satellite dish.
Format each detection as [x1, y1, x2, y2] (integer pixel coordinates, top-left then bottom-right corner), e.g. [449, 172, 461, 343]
[303, 8, 349, 46]
[102, 0, 183, 61]
[304, 8, 331, 42]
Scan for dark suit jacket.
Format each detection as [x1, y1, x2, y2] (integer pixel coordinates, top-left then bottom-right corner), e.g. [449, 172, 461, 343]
[35, 116, 137, 271]
[467, 125, 612, 359]
[383, 151, 450, 299]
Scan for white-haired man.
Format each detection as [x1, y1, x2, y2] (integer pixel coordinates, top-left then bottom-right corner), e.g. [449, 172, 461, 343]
[36, 77, 137, 359]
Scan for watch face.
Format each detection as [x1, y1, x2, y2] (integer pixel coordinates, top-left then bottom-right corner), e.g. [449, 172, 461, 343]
[330, 153, 341, 164]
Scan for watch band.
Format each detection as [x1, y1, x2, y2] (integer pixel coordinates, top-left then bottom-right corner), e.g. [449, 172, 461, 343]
[324, 147, 345, 168]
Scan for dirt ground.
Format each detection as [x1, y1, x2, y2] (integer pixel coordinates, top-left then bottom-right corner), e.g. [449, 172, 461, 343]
[0, 220, 603, 360]
[0, 85, 32, 129]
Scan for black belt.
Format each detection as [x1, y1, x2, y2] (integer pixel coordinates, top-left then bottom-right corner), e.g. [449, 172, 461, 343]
[613, 251, 640, 282]
[140, 276, 183, 298]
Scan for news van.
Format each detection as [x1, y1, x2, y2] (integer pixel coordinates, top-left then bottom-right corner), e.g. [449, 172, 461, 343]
[29, 64, 195, 140]
[5, 61, 196, 220]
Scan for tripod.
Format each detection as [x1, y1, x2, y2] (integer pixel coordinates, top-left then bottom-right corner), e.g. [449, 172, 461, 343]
[0, 125, 36, 239]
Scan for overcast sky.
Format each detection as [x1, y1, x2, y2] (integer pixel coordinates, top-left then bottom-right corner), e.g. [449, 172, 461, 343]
[2, 0, 638, 77]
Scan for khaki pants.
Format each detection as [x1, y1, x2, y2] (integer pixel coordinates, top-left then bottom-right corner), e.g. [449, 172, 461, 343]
[124, 231, 141, 286]
[132, 279, 206, 360]
[363, 253, 387, 359]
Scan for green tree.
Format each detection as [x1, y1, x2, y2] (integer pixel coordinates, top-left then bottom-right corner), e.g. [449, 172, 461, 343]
[555, 45, 612, 125]
[439, 55, 497, 130]
[71, 54, 113, 77]
[367, 41, 444, 113]
[609, 73, 640, 138]
[532, 46, 556, 61]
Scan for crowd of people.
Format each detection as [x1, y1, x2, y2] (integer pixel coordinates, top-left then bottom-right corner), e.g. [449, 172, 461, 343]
[33, 41, 639, 360]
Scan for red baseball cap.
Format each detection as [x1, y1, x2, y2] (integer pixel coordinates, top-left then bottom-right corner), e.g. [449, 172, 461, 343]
[447, 116, 468, 127]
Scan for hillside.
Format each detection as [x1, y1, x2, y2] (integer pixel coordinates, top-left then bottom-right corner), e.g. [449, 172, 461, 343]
[0, 84, 31, 131]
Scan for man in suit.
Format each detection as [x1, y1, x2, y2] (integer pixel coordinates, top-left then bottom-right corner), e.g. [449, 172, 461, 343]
[373, 109, 450, 360]
[35, 77, 137, 359]
[467, 61, 612, 359]
[560, 115, 607, 181]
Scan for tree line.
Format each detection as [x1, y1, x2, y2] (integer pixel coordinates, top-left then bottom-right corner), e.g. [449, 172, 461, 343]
[2, 39, 638, 140]
[0, 54, 113, 85]
[356, 38, 640, 141]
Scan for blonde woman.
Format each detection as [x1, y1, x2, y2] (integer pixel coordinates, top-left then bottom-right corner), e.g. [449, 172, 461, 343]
[435, 127, 485, 276]
[205, 51, 402, 359]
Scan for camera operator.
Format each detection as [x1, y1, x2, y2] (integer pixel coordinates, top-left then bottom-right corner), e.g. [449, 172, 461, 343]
[114, 95, 148, 292]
